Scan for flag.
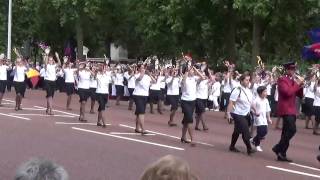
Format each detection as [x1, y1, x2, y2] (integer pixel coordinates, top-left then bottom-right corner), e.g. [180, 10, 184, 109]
[302, 42, 320, 60]
[26, 68, 40, 88]
[308, 28, 320, 43]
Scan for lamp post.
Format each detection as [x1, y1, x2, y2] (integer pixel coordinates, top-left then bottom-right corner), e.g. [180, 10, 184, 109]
[7, 0, 12, 60]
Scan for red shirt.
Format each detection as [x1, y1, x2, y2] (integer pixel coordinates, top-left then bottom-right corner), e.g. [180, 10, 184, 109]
[277, 75, 303, 116]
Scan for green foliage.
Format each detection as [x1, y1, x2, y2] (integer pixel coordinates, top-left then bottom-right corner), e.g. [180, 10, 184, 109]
[0, 0, 319, 66]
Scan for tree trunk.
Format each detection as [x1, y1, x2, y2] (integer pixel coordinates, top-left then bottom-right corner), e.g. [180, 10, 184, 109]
[251, 15, 262, 66]
[76, 17, 84, 61]
[225, 0, 237, 63]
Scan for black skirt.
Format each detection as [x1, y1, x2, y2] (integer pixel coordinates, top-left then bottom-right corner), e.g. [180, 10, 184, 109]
[97, 93, 108, 111]
[65, 83, 75, 96]
[302, 97, 314, 116]
[45, 80, 56, 98]
[14, 81, 26, 96]
[149, 89, 161, 104]
[166, 95, 179, 111]
[0, 80, 7, 93]
[181, 100, 195, 124]
[115, 85, 124, 96]
[78, 88, 90, 102]
[195, 98, 207, 114]
[133, 95, 148, 115]
[89, 88, 97, 101]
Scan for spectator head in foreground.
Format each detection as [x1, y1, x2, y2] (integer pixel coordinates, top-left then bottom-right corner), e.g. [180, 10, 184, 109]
[15, 158, 68, 180]
[140, 155, 198, 180]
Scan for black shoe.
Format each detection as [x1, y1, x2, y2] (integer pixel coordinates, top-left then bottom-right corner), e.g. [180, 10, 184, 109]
[272, 146, 279, 156]
[181, 138, 191, 143]
[313, 132, 320, 136]
[135, 129, 142, 133]
[277, 155, 293, 162]
[195, 127, 201, 131]
[97, 122, 102, 126]
[229, 146, 241, 153]
[247, 149, 256, 156]
[102, 124, 106, 128]
[141, 131, 148, 135]
[317, 155, 320, 162]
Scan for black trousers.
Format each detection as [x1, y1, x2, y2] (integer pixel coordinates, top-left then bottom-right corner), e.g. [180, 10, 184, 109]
[273, 115, 296, 156]
[230, 113, 252, 151]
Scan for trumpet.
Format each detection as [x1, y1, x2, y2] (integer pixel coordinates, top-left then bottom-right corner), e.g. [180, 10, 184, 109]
[294, 72, 305, 85]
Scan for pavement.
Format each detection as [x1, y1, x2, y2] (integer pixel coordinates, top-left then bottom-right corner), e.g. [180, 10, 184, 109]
[0, 90, 319, 180]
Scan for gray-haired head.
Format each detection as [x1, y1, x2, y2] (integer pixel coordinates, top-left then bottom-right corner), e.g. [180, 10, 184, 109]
[15, 158, 68, 180]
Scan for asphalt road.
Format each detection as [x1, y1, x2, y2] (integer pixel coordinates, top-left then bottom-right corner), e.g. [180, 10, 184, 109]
[0, 90, 319, 180]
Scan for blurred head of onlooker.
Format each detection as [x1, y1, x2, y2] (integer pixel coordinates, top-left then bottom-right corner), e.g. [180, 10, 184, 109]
[140, 155, 198, 180]
[15, 158, 68, 180]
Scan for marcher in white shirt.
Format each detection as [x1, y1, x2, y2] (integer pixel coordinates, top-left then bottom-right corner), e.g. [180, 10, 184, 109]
[112, 68, 124, 105]
[133, 65, 155, 135]
[208, 75, 221, 111]
[195, 71, 210, 131]
[180, 66, 205, 146]
[227, 72, 258, 155]
[63, 62, 76, 110]
[13, 58, 29, 111]
[89, 64, 98, 114]
[149, 70, 164, 114]
[251, 86, 272, 152]
[76, 62, 94, 122]
[124, 68, 136, 110]
[222, 71, 232, 121]
[303, 73, 316, 129]
[95, 64, 112, 128]
[43, 53, 61, 115]
[0, 57, 10, 106]
[166, 68, 181, 126]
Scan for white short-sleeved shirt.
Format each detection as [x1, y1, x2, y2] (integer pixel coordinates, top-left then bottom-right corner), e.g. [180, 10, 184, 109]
[150, 76, 162, 90]
[223, 79, 232, 93]
[13, 66, 27, 82]
[124, 72, 136, 89]
[253, 97, 271, 126]
[45, 64, 57, 81]
[0, 65, 9, 80]
[181, 76, 198, 101]
[133, 74, 152, 96]
[77, 70, 91, 89]
[40, 68, 46, 77]
[89, 78, 97, 88]
[96, 73, 112, 94]
[209, 81, 221, 100]
[166, 76, 180, 95]
[231, 79, 240, 89]
[64, 68, 76, 83]
[113, 73, 124, 86]
[266, 84, 272, 96]
[304, 82, 315, 99]
[313, 86, 320, 106]
[229, 86, 253, 116]
[196, 79, 209, 99]
[159, 76, 166, 89]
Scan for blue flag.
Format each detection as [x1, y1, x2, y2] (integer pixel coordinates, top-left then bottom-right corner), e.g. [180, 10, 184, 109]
[308, 28, 320, 43]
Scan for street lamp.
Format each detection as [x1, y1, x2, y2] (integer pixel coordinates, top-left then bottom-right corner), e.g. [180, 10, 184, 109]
[7, 0, 12, 60]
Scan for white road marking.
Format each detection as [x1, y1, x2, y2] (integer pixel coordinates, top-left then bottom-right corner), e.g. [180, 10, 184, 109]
[56, 122, 111, 126]
[289, 163, 320, 172]
[9, 113, 75, 118]
[110, 132, 156, 136]
[0, 113, 31, 120]
[3, 99, 15, 103]
[266, 166, 320, 179]
[34, 106, 79, 116]
[119, 124, 214, 147]
[0, 107, 45, 111]
[72, 127, 184, 151]
[2, 102, 14, 105]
